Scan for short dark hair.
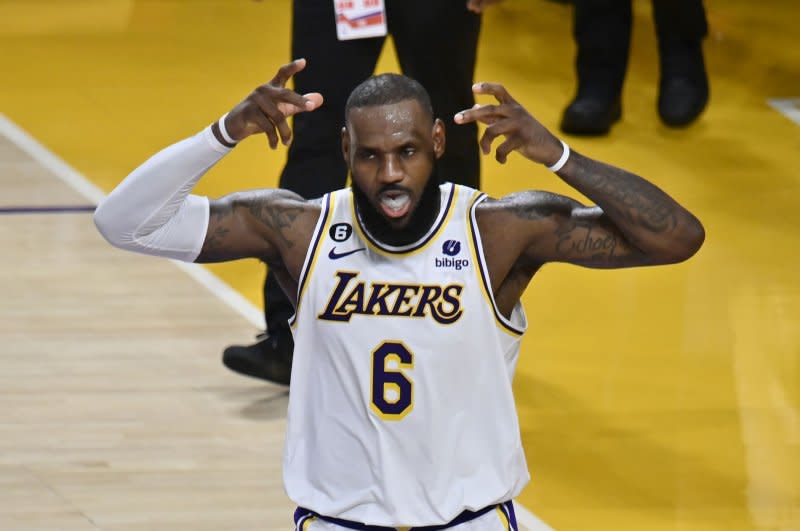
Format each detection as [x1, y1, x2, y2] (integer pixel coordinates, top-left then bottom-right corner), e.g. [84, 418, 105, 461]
[345, 73, 434, 123]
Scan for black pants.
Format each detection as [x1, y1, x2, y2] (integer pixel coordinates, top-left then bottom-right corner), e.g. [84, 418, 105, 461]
[264, 0, 482, 333]
[573, 0, 708, 99]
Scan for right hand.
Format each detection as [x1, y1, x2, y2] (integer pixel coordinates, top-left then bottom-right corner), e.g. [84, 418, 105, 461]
[224, 59, 324, 148]
[454, 82, 562, 165]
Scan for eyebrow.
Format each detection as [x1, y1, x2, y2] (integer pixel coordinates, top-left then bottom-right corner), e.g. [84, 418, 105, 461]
[355, 137, 422, 151]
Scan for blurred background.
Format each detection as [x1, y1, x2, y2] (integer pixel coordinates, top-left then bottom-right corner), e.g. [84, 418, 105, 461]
[1, 0, 798, 530]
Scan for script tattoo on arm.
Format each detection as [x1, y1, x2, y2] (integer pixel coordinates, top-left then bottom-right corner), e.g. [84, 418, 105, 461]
[503, 191, 644, 267]
[551, 150, 704, 265]
[553, 217, 620, 262]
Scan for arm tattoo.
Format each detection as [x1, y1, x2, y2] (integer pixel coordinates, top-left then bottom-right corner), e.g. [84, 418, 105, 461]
[496, 153, 700, 268]
[570, 153, 678, 234]
[205, 223, 231, 253]
[502, 190, 638, 265]
[246, 195, 304, 249]
[504, 191, 573, 221]
[202, 206, 233, 258]
[554, 219, 619, 261]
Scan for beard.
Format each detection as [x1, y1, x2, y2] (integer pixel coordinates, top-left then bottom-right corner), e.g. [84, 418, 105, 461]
[352, 167, 442, 247]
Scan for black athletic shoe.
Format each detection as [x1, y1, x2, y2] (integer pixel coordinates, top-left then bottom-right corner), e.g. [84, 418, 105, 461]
[560, 96, 622, 136]
[658, 39, 709, 127]
[222, 331, 294, 386]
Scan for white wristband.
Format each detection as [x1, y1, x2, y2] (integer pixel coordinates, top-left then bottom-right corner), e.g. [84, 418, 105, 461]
[218, 113, 238, 146]
[546, 140, 570, 172]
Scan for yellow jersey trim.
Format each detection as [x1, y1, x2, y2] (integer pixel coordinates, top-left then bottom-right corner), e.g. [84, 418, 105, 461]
[301, 515, 317, 531]
[466, 192, 525, 338]
[289, 192, 335, 328]
[495, 506, 511, 531]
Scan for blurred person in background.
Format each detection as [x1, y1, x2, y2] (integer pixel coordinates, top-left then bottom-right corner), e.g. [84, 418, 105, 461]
[561, 0, 709, 136]
[224, 0, 505, 385]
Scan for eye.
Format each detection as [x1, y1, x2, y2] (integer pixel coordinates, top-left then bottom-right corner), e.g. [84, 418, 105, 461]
[401, 146, 416, 157]
[357, 149, 376, 161]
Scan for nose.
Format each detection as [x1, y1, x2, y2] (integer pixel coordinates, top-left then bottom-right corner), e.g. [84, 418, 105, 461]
[378, 154, 404, 184]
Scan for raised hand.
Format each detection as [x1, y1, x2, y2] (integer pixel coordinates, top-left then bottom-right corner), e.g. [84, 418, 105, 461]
[224, 59, 324, 148]
[454, 82, 562, 165]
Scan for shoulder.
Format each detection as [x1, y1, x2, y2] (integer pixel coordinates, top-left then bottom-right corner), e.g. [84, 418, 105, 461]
[228, 188, 314, 206]
[475, 190, 578, 223]
[226, 188, 322, 219]
[208, 188, 323, 249]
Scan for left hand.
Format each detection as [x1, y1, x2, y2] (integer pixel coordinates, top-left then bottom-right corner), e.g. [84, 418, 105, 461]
[466, 0, 505, 14]
[225, 59, 323, 148]
[454, 82, 562, 165]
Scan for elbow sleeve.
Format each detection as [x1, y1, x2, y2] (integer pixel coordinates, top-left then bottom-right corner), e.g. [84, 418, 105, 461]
[94, 126, 230, 262]
[94, 194, 209, 262]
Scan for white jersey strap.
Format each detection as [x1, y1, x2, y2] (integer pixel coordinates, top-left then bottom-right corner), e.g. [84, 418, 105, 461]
[467, 192, 526, 337]
[289, 191, 334, 328]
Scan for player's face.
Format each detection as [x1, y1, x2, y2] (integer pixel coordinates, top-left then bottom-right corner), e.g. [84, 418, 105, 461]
[343, 100, 445, 230]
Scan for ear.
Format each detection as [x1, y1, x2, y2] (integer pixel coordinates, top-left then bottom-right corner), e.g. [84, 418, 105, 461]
[341, 126, 350, 162]
[432, 118, 446, 160]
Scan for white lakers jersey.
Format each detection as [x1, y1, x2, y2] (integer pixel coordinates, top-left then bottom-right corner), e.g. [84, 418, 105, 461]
[284, 183, 530, 526]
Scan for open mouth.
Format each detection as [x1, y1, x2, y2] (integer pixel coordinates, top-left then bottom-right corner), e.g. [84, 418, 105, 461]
[379, 190, 411, 219]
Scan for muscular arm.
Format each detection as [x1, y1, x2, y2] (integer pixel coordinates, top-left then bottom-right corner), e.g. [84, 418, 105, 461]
[459, 82, 704, 270]
[93, 123, 319, 279]
[483, 191, 645, 269]
[475, 165, 702, 317]
[490, 151, 704, 269]
[94, 59, 325, 276]
[457, 82, 704, 316]
[197, 189, 319, 272]
[550, 150, 704, 265]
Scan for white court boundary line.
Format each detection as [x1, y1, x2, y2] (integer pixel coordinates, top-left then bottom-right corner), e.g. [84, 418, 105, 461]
[0, 113, 554, 531]
[767, 98, 800, 126]
[0, 113, 263, 328]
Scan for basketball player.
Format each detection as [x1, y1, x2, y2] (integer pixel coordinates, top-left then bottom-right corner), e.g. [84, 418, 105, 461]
[230, 0, 493, 383]
[93, 59, 704, 529]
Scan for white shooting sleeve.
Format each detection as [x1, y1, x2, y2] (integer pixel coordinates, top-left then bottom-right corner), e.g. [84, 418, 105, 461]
[94, 126, 232, 262]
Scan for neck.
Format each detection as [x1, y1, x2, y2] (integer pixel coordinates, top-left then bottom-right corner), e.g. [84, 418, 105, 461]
[353, 175, 442, 247]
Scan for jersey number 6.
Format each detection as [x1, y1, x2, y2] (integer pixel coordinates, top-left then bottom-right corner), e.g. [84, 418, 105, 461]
[370, 341, 414, 420]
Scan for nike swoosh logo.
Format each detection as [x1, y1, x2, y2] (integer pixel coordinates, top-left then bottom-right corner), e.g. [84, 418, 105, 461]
[328, 247, 366, 260]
